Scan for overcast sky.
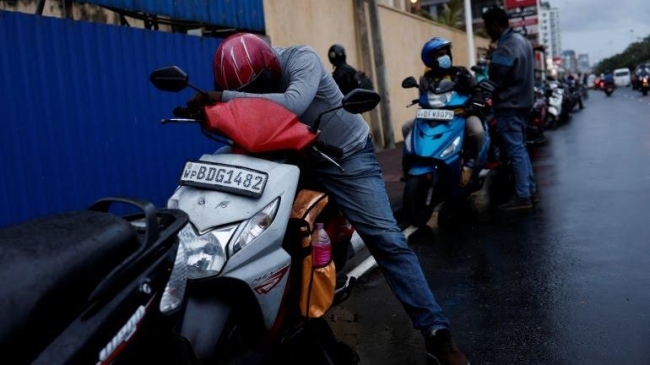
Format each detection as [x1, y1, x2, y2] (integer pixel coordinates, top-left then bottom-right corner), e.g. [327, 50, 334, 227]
[553, 0, 650, 65]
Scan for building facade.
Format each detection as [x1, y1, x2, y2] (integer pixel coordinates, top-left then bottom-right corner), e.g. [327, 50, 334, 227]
[539, 3, 561, 57]
[577, 53, 590, 73]
[562, 50, 577, 73]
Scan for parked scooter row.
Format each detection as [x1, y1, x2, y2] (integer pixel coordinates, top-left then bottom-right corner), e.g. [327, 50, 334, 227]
[541, 76, 585, 130]
[0, 65, 380, 365]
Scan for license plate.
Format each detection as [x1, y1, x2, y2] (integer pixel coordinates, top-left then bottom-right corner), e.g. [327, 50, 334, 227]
[416, 109, 454, 120]
[179, 160, 268, 198]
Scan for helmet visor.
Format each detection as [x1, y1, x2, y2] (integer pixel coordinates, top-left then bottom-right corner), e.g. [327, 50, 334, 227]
[237, 69, 280, 94]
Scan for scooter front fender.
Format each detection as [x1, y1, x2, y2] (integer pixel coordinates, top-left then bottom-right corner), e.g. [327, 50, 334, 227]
[408, 164, 437, 176]
[179, 295, 232, 359]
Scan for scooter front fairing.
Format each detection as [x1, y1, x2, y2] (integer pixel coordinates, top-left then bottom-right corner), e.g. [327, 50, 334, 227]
[405, 115, 465, 176]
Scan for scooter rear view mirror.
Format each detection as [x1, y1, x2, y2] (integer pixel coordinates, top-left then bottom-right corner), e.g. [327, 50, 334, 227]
[342, 89, 381, 114]
[401, 76, 419, 89]
[150, 65, 209, 96]
[150, 66, 189, 92]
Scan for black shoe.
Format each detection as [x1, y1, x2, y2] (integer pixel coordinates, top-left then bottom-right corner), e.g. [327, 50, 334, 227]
[531, 192, 540, 204]
[498, 197, 533, 211]
[425, 329, 469, 365]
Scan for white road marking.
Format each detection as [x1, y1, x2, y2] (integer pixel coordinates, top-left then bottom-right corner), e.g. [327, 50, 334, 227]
[348, 225, 419, 279]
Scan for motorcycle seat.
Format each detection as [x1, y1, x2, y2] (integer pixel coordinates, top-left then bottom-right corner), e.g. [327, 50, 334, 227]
[0, 210, 139, 350]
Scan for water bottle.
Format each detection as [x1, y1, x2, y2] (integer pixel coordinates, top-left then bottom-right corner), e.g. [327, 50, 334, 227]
[312, 222, 332, 267]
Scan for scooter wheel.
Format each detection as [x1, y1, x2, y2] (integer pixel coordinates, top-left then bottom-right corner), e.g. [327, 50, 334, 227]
[546, 114, 558, 130]
[403, 175, 436, 227]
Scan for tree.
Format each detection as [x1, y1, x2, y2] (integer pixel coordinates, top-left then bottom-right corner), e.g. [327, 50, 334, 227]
[594, 34, 650, 74]
[433, 0, 464, 30]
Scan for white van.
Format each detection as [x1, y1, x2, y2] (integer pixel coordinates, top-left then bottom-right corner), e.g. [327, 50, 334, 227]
[614, 68, 631, 87]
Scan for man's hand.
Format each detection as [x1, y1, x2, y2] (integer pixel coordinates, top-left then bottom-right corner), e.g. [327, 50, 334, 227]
[187, 91, 223, 107]
[485, 42, 497, 60]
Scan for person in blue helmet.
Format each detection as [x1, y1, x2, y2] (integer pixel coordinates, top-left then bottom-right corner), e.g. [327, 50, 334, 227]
[603, 69, 614, 85]
[402, 37, 485, 186]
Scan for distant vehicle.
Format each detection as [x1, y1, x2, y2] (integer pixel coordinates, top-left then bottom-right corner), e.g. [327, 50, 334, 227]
[632, 64, 650, 90]
[594, 77, 604, 90]
[587, 74, 596, 89]
[613, 68, 631, 87]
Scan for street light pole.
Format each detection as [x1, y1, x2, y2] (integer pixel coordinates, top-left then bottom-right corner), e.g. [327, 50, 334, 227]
[464, 0, 476, 67]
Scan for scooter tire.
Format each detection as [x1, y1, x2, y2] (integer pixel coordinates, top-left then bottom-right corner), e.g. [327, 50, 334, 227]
[546, 114, 558, 130]
[437, 200, 476, 235]
[403, 175, 436, 227]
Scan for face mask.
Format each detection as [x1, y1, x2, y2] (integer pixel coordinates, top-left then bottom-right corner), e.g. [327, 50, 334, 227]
[437, 55, 452, 69]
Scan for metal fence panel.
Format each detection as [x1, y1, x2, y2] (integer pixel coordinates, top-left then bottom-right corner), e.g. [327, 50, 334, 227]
[0, 11, 227, 227]
[73, 0, 265, 31]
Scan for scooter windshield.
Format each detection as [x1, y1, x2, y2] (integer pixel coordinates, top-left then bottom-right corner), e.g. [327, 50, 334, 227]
[204, 98, 317, 153]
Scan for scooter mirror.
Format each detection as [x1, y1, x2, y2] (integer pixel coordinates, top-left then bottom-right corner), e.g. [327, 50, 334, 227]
[342, 89, 381, 114]
[401, 76, 419, 89]
[150, 66, 189, 92]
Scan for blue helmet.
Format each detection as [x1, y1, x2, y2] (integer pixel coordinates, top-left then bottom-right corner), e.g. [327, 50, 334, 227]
[421, 37, 452, 69]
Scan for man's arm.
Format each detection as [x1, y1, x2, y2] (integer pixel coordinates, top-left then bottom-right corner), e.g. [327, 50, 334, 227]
[222, 47, 321, 116]
[488, 48, 514, 89]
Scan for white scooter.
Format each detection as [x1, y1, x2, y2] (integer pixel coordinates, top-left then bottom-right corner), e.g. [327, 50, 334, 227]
[150, 66, 380, 364]
[544, 80, 564, 130]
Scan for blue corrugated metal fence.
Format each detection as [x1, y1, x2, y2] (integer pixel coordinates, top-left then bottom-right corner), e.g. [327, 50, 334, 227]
[0, 11, 229, 227]
[72, 0, 265, 31]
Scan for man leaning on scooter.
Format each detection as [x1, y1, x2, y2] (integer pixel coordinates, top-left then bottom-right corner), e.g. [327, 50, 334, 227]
[188, 33, 470, 365]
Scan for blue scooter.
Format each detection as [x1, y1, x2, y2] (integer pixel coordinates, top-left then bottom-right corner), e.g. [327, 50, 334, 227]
[401, 73, 495, 228]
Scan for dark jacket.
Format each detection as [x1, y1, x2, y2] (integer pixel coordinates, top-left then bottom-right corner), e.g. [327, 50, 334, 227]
[332, 63, 358, 96]
[488, 28, 534, 114]
[420, 66, 475, 94]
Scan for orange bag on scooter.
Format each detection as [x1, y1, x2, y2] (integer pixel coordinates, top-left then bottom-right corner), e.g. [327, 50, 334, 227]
[289, 190, 336, 319]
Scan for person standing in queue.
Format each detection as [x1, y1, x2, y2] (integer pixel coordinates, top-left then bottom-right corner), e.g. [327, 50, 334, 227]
[482, 6, 538, 210]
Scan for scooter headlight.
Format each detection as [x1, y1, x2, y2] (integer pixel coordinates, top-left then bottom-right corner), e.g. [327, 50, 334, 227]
[180, 223, 238, 279]
[160, 240, 188, 313]
[427, 91, 453, 108]
[440, 136, 461, 158]
[230, 198, 280, 255]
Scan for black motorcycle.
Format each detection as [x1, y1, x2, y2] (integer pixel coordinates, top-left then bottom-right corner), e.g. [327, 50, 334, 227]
[639, 74, 650, 96]
[604, 80, 615, 96]
[0, 197, 193, 365]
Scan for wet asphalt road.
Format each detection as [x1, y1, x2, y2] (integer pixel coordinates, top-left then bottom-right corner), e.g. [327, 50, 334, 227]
[326, 87, 650, 365]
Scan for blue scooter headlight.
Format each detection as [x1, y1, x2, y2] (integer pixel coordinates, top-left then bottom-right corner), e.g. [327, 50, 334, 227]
[440, 136, 461, 158]
[427, 91, 452, 108]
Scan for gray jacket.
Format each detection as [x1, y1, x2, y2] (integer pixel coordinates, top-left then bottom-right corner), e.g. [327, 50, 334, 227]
[488, 28, 534, 114]
[222, 45, 369, 159]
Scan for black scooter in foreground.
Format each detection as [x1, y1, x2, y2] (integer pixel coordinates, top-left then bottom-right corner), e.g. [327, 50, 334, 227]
[0, 197, 195, 365]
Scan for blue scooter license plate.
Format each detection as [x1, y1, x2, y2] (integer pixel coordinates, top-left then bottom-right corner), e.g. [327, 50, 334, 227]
[416, 109, 454, 120]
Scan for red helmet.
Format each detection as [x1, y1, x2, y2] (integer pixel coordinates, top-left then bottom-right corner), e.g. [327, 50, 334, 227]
[213, 33, 282, 93]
